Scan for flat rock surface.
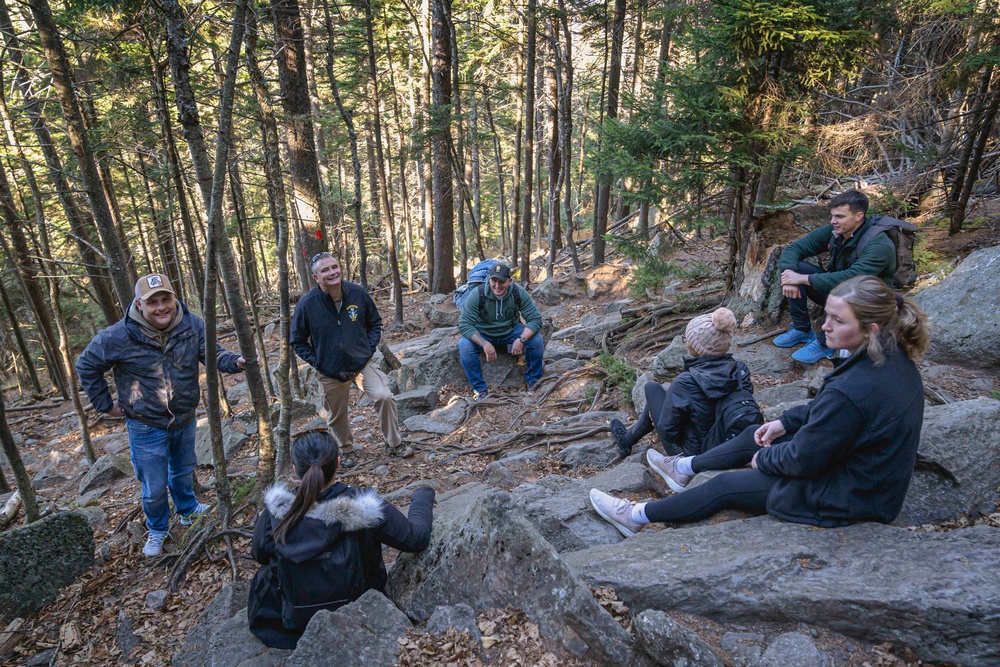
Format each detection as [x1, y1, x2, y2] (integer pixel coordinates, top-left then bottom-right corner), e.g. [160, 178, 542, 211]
[563, 517, 1000, 666]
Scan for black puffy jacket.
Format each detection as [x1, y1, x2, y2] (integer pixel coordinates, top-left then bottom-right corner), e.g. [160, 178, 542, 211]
[755, 347, 924, 527]
[247, 482, 433, 649]
[655, 354, 755, 456]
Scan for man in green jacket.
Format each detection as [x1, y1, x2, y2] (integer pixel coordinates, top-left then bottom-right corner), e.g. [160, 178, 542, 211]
[458, 263, 544, 401]
[773, 190, 897, 363]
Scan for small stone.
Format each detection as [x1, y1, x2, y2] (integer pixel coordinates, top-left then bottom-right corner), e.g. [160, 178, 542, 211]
[145, 589, 169, 610]
[374, 465, 390, 477]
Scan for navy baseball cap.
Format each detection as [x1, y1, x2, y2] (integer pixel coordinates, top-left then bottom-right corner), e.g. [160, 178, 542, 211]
[489, 264, 512, 281]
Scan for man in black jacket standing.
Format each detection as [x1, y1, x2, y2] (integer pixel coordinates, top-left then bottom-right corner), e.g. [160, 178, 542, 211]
[291, 253, 412, 466]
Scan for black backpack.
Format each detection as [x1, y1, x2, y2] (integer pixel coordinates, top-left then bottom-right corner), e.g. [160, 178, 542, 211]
[704, 388, 763, 451]
[848, 214, 919, 287]
[275, 534, 366, 632]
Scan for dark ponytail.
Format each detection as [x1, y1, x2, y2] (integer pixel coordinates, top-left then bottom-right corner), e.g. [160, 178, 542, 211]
[272, 431, 340, 544]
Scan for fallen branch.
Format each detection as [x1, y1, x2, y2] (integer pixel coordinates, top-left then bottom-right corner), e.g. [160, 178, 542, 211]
[736, 328, 786, 347]
[0, 491, 22, 530]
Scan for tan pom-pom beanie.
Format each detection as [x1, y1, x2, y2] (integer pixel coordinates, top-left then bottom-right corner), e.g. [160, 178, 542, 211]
[684, 307, 737, 356]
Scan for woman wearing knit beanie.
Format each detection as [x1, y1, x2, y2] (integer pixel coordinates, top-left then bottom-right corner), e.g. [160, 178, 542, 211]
[609, 306, 761, 463]
[592, 276, 930, 537]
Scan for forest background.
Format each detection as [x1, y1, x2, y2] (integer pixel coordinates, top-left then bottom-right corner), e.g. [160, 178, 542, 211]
[0, 0, 998, 527]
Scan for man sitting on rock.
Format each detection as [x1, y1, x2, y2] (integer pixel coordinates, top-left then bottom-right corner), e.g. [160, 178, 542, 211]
[773, 190, 897, 364]
[458, 263, 544, 401]
[76, 274, 245, 557]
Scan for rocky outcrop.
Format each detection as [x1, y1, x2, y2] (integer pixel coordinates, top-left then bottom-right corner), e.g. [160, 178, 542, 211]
[511, 462, 653, 552]
[914, 244, 1000, 368]
[395, 385, 439, 421]
[78, 453, 130, 495]
[898, 397, 1000, 525]
[0, 512, 94, 620]
[287, 591, 412, 667]
[651, 335, 686, 380]
[388, 483, 636, 665]
[753, 380, 810, 408]
[633, 610, 724, 667]
[194, 418, 250, 466]
[172, 581, 260, 667]
[551, 312, 622, 349]
[563, 517, 1000, 666]
[389, 324, 551, 393]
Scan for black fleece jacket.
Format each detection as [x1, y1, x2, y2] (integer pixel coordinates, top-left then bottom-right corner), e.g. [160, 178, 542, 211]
[248, 482, 434, 648]
[291, 281, 382, 381]
[656, 354, 754, 456]
[756, 347, 924, 527]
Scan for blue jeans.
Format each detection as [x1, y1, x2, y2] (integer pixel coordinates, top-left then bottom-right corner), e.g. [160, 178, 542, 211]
[127, 418, 199, 532]
[458, 324, 544, 393]
[786, 261, 830, 347]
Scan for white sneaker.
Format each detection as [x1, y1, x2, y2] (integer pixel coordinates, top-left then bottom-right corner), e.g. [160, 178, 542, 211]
[589, 489, 644, 538]
[179, 502, 211, 526]
[143, 530, 171, 557]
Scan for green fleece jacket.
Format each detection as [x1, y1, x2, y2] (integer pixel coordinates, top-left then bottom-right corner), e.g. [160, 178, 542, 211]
[459, 283, 543, 341]
[778, 217, 897, 293]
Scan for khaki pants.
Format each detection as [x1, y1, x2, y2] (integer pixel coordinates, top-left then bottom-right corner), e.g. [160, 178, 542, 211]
[318, 361, 400, 452]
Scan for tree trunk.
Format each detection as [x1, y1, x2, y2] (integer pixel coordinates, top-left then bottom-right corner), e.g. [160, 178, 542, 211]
[430, 0, 455, 293]
[148, 41, 205, 302]
[201, 0, 250, 528]
[593, 0, 626, 267]
[270, 0, 330, 272]
[364, 0, 404, 325]
[0, 277, 41, 394]
[950, 86, 1000, 234]
[0, 161, 66, 396]
[23, 0, 136, 310]
[0, 395, 40, 523]
[484, 93, 508, 256]
[161, 0, 275, 490]
[520, 0, 536, 284]
[246, 13, 293, 474]
[319, 0, 368, 288]
[555, 0, 582, 274]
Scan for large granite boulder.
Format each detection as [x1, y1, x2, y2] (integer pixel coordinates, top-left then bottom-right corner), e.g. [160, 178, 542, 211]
[78, 453, 130, 495]
[633, 610, 724, 667]
[753, 380, 810, 408]
[389, 324, 551, 393]
[195, 418, 250, 466]
[563, 517, 1000, 666]
[914, 244, 1000, 368]
[388, 483, 635, 665]
[651, 335, 687, 380]
[403, 396, 470, 435]
[173, 581, 262, 667]
[511, 462, 654, 552]
[288, 590, 411, 667]
[394, 385, 439, 421]
[0, 512, 94, 620]
[898, 397, 1000, 525]
[424, 294, 461, 327]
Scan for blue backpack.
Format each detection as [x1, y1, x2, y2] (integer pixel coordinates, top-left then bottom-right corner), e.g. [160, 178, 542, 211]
[453, 259, 500, 310]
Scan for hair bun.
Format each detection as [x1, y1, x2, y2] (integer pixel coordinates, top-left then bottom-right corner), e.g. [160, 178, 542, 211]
[711, 307, 737, 334]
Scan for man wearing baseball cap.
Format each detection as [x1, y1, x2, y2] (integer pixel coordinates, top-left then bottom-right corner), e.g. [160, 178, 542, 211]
[457, 262, 545, 401]
[77, 274, 245, 557]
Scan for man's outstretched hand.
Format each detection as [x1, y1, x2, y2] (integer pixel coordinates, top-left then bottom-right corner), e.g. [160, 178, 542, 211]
[482, 342, 497, 362]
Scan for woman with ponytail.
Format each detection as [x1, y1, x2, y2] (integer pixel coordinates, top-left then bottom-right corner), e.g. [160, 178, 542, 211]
[248, 430, 434, 648]
[591, 276, 929, 536]
[611, 306, 760, 459]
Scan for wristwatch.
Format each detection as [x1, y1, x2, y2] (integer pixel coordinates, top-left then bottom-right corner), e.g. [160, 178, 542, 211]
[518, 336, 527, 344]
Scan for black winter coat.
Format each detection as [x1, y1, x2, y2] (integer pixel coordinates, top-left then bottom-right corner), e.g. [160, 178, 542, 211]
[290, 281, 383, 381]
[248, 482, 434, 649]
[755, 347, 923, 527]
[656, 355, 754, 456]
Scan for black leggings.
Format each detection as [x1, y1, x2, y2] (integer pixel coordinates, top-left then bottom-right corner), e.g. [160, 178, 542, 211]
[643, 425, 785, 524]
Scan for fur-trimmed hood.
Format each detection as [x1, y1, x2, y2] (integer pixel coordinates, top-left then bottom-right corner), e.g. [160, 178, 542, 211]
[262, 482, 385, 563]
